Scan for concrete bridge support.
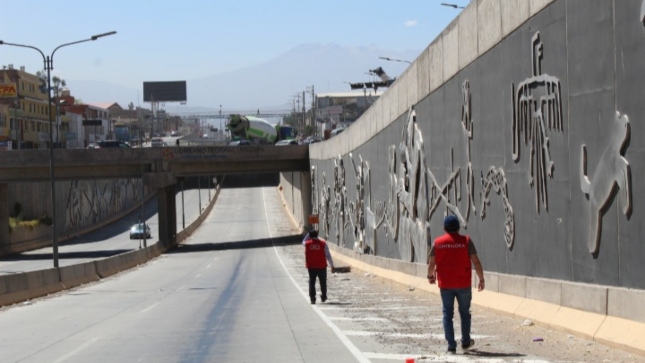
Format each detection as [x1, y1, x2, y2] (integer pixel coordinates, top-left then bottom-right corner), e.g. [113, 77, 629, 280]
[157, 185, 177, 248]
[0, 184, 7, 246]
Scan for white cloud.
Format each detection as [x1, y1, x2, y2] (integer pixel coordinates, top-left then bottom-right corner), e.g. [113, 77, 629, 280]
[405, 20, 418, 27]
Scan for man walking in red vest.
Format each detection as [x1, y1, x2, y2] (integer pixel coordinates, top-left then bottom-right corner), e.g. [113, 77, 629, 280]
[427, 215, 485, 354]
[303, 229, 335, 304]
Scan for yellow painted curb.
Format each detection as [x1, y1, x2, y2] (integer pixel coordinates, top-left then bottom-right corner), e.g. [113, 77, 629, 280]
[595, 316, 645, 356]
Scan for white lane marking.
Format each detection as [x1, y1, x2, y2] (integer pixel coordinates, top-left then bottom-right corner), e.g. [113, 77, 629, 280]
[195, 273, 202, 279]
[363, 352, 547, 362]
[141, 302, 160, 313]
[261, 188, 371, 363]
[329, 317, 389, 322]
[343, 331, 490, 339]
[318, 306, 431, 311]
[51, 337, 98, 363]
[206, 264, 212, 269]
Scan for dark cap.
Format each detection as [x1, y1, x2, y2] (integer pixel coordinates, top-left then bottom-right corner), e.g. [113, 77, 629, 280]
[443, 215, 460, 231]
[308, 229, 319, 238]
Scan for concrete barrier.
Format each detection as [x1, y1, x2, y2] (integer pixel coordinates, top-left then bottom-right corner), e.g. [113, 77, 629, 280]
[59, 261, 100, 289]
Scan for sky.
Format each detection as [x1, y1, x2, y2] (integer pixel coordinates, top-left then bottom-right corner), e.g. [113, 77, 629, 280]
[0, 0, 468, 105]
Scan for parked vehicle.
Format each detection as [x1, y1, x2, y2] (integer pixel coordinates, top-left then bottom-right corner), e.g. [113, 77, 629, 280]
[129, 223, 151, 240]
[151, 138, 166, 147]
[89, 140, 131, 148]
[228, 140, 252, 146]
[330, 127, 346, 138]
[275, 139, 299, 146]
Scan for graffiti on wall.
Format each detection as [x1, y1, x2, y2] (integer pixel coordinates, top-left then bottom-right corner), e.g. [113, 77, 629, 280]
[580, 111, 632, 255]
[66, 179, 143, 231]
[512, 31, 563, 213]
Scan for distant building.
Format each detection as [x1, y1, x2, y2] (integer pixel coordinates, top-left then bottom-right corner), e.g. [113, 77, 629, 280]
[0, 64, 51, 149]
[314, 91, 382, 139]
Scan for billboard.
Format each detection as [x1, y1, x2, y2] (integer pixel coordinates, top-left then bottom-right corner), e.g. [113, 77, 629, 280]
[143, 81, 187, 102]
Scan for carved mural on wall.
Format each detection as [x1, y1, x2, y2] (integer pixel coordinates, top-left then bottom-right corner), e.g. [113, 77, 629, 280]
[66, 179, 142, 231]
[480, 167, 515, 249]
[512, 31, 563, 213]
[332, 156, 347, 245]
[314, 80, 517, 260]
[580, 111, 632, 255]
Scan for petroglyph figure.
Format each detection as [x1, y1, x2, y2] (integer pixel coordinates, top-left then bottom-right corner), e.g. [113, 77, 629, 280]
[480, 167, 515, 249]
[461, 80, 476, 221]
[311, 165, 319, 216]
[512, 31, 563, 213]
[333, 155, 347, 246]
[580, 111, 632, 255]
[320, 172, 331, 239]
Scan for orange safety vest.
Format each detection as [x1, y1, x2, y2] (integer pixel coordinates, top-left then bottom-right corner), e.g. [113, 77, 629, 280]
[434, 232, 472, 289]
[305, 238, 328, 269]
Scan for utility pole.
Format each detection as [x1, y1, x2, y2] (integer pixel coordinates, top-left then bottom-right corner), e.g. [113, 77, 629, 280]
[307, 85, 315, 137]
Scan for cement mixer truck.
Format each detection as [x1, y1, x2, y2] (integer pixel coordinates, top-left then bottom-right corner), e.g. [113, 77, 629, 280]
[227, 114, 296, 144]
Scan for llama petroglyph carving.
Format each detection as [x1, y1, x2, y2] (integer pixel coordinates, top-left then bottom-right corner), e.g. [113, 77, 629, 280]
[580, 111, 632, 255]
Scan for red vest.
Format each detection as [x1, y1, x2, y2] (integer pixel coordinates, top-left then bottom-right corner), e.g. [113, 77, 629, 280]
[434, 232, 472, 289]
[305, 238, 328, 269]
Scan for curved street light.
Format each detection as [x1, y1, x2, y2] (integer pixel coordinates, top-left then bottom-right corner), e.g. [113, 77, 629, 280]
[0, 31, 117, 267]
[441, 2, 465, 9]
[379, 56, 412, 64]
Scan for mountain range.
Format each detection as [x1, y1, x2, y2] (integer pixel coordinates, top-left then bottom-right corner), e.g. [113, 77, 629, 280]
[65, 43, 421, 113]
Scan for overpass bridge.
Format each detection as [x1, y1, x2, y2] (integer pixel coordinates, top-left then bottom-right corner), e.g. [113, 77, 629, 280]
[0, 145, 309, 248]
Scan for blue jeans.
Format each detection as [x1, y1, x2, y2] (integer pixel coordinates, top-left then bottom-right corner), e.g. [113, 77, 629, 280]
[440, 288, 472, 349]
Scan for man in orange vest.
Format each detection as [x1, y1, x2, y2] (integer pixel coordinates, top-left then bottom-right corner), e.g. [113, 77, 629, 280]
[427, 215, 485, 354]
[303, 229, 335, 304]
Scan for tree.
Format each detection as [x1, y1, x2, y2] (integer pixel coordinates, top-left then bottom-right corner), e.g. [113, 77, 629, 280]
[128, 102, 135, 111]
[35, 71, 66, 98]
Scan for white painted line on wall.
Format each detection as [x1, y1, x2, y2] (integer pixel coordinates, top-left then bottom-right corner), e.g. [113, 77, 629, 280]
[262, 187, 372, 363]
[51, 337, 98, 363]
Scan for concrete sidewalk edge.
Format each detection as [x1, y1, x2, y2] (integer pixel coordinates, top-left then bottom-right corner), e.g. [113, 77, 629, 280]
[329, 249, 645, 357]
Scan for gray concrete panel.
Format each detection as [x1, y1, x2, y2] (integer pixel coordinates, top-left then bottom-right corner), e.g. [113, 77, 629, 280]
[443, 22, 460, 82]
[561, 282, 608, 315]
[613, 0, 645, 289]
[501, 0, 530, 38]
[526, 277, 562, 305]
[529, 0, 556, 17]
[478, 0, 503, 56]
[429, 37, 444, 92]
[459, 3, 479, 70]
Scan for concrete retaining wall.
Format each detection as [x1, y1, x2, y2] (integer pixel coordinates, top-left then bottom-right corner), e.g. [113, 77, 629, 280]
[279, 0, 645, 354]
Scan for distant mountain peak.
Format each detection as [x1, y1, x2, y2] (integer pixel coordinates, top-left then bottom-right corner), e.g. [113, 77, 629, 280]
[66, 43, 421, 112]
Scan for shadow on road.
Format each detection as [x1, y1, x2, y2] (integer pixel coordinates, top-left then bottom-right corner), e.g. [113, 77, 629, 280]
[169, 234, 303, 254]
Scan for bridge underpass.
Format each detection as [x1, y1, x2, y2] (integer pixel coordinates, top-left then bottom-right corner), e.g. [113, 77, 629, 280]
[0, 145, 309, 250]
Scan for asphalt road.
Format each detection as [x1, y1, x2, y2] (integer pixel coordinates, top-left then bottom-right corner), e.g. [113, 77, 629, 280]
[1, 178, 644, 362]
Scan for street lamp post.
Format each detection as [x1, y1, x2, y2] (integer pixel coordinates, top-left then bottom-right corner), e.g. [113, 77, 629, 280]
[441, 3, 465, 9]
[0, 31, 116, 268]
[379, 56, 412, 64]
